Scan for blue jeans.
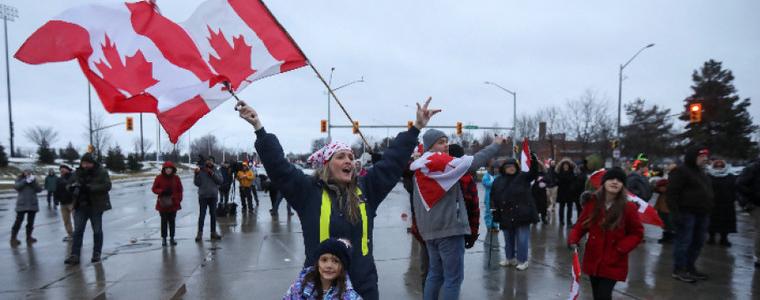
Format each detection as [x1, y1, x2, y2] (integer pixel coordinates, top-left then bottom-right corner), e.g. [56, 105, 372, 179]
[503, 225, 531, 263]
[423, 235, 465, 300]
[198, 197, 217, 234]
[673, 212, 709, 271]
[71, 207, 104, 257]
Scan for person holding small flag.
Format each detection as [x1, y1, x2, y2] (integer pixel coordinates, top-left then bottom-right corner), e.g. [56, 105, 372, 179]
[568, 167, 644, 300]
[238, 97, 440, 300]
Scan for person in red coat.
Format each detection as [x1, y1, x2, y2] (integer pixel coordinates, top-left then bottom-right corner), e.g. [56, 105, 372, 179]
[568, 167, 644, 300]
[152, 161, 183, 246]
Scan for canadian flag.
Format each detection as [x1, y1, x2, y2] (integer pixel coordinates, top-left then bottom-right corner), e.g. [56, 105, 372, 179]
[520, 137, 531, 173]
[588, 169, 664, 227]
[568, 249, 581, 300]
[410, 152, 473, 211]
[14, 0, 307, 143]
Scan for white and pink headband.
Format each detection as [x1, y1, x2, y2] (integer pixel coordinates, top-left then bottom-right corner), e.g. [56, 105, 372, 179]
[307, 142, 352, 167]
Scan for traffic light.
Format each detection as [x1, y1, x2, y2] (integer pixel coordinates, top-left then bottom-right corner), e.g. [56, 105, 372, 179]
[320, 119, 327, 133]
[456, 122, 463, 136]
[689, 103, 702, 123]
[407, 121, 414, 129]
[611, 139, 619, 149]
[126, 116, 134, 131]
[352, 121, 359, 134]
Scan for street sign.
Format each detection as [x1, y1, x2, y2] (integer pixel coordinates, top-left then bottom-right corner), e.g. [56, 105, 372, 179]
[464, 125, 479, 129]
[613, 149, 621, 159]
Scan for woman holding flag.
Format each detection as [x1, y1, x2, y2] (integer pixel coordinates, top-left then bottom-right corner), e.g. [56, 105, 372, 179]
[237, 98, 439, 300]
[568, 167, 644, 300]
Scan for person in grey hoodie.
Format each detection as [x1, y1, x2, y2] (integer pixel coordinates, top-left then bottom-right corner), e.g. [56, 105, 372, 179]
[412, 129, 504, 300]
[194, 156, 223, 242]
[11, 169, 42, 247]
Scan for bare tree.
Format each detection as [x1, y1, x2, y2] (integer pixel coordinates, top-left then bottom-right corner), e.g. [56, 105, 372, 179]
[81, 114, 112, 158]
[25, 126, 59, 147]
[132, 137, 154, 157]
[535, 106, 567, 136]
[515, 114, 538, 140]
[565, 89, 613, 156]
[190, 134, 223, 162]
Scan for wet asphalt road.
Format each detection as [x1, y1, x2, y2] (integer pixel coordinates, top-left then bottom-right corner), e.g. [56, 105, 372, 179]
[0, 177, 758, 299]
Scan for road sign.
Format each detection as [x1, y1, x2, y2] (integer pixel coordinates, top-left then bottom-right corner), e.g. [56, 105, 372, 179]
[464, 125, 479, 129]
[613, 149, 621, 159]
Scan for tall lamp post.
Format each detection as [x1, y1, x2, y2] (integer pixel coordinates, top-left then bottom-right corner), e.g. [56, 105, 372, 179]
[484, 81, 517, 157]
[617, 43, 655, 140]
[1, 4, 17, 157]
[325, 68, 364, 142]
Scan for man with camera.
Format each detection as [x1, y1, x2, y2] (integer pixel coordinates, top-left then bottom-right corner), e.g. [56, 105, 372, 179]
[64, 153, 112, 265]
[194, 156, 223, 241]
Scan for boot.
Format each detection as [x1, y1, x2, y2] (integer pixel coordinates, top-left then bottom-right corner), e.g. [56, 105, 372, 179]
[91, 252, 101, 263]
[195, 232, 202, 242]
[162, 237, 167, 247]
[26, 229, 37, 244]
[210, 232, 222, 241]
[10, 228, 21, 247]
[170, 238, 177, 246]
[64, 255, 80, 265]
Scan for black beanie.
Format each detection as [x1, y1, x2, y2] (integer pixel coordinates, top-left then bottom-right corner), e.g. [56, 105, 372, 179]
[448, 144, 464, 158]
[315, 238, 352, 270]
[80, 153, 95, 164]
[601, 167, 627, 186]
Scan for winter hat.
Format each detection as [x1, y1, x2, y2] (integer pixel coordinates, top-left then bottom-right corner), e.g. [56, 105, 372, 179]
[499, 158, 519, 175]
[601, 167, 627, 186]
[80, 153, 95, 164]
[308, 142, 352, 168]
[448, 144, 464, 158]
[422, 129, 447, 152]
[59, 164, 72, 171]
[315, 238, 352, 270]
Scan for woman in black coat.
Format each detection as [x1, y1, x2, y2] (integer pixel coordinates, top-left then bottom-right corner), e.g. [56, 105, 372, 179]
[491, 155, 539, 270]
[707, 159, 738, 246]
[532, 163, 550, 224]
[556, 158, 581, 226]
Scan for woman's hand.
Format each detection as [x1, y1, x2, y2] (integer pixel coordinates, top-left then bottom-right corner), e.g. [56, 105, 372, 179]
[236, 100, 263, 130]
[414, 97, 441, 129]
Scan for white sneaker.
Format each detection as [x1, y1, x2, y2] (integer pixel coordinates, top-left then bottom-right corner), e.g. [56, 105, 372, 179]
[499, 259, 516, 267]
[516, 261, 529, 270]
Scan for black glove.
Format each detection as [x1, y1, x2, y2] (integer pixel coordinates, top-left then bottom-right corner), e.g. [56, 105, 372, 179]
[465, 234, 479, 249]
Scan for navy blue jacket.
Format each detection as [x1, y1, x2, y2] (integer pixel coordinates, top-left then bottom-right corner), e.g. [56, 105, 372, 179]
[254, 126, 420, 299]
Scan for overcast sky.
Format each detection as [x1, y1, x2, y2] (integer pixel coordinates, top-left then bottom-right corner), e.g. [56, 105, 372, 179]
[1, 0, 759, 156]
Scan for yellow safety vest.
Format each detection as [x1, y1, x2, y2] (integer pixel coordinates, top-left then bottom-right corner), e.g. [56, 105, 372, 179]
[320, 189, 369, 256]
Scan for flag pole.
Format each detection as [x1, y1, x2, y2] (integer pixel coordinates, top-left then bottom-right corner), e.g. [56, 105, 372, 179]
[244, 0, 374, 154]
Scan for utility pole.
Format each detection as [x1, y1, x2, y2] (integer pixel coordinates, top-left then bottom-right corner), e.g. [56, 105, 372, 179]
[139, 113, 144, 159]
[327, 67, 334, 143]
[88, 84, 93, 147]
[2, 4, 17, 157]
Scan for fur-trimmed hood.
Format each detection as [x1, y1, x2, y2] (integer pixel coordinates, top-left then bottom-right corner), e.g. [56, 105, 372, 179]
[555, 158, 577, 174]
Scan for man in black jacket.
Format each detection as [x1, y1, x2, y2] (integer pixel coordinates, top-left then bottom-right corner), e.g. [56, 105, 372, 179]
[667, 146, 714, 282]
[65, 153, 112, 265]
[736, 159, 760, 268]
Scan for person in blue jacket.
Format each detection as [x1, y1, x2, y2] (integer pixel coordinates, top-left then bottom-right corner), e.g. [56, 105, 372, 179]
[237, 98, 440, 300]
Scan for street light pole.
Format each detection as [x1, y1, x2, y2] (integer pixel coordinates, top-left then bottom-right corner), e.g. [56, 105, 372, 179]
[1, 4, 17, 157]
[484, 81, 517, 157]
[327, 67, 334, 143]
[616, 43, 655, 139]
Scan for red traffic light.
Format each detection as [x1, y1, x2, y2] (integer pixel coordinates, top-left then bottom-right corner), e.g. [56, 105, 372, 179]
[689, 103, 702, 123]
[320, 119, 327, 133]
[456, 122, 463, 135]
[126, 116, 134, 131]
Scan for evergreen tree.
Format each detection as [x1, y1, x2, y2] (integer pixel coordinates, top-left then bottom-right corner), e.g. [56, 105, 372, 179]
[0, 145, 8, 168]
[679, 60, 758, 159]
[127, 153, 143, 172]
[105, 146, 127, 172]
[37, 140, 57, 164]
[60, 142, 80, 165]
[620, 98, 676, 159]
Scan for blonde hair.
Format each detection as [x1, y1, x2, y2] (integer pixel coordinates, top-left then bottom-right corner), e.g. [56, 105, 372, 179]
[316, 166, 362, 224]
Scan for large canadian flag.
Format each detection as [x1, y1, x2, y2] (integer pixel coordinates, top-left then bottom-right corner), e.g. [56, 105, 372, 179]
[588, 169, 664, 227]
[15, 0, 307, 143]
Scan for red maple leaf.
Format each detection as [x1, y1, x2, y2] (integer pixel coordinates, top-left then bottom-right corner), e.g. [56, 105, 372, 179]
[94, 34, 159, 96]
[426, 153, 454, 173]
[206, 26, 256, 90]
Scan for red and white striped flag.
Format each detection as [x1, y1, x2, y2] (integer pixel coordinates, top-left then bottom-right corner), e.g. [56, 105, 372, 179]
[568, 249, 581, 300]
[15, 0, 307, 143]
[520, 137, 531, 172]
[588, 169, 664, 227]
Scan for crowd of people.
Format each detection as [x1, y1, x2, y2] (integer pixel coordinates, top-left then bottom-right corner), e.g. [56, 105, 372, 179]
[8, 97, 760, 300]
